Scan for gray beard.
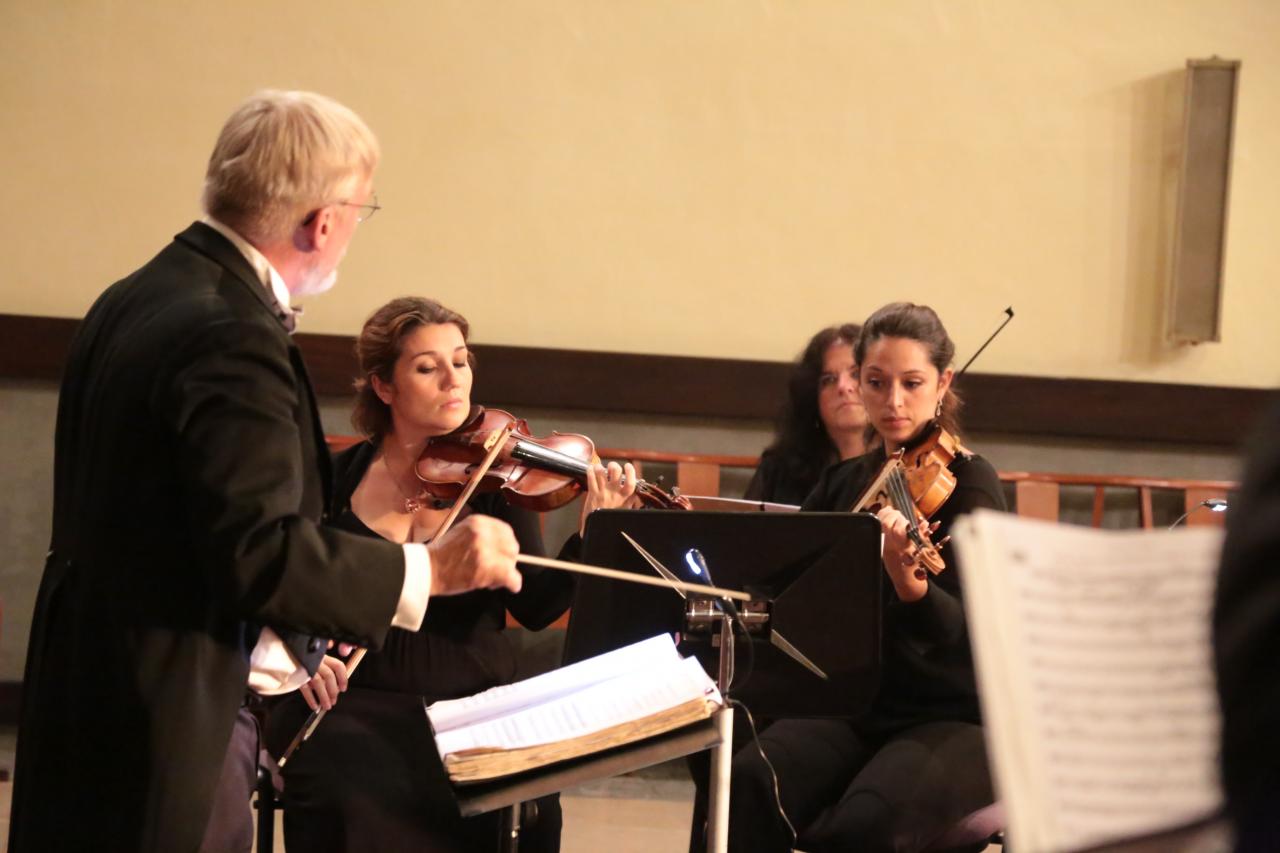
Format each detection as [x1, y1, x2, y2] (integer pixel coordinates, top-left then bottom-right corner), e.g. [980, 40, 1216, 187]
[293, 267, 338, 298]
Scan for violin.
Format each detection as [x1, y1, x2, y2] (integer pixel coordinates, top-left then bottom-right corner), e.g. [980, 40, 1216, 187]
[850, 305, 1013, 576]
[415, 406, 690, 512]
[850, 424, 971, 576]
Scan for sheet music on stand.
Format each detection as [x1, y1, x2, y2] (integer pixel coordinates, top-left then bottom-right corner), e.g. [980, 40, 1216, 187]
[426, 634, 722, 784]
[952, 510, 1231, 853]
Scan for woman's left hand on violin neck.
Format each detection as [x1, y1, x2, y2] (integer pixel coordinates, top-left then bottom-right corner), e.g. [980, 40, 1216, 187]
[875, 505, 940, 602]
[579, 461, 642, 535]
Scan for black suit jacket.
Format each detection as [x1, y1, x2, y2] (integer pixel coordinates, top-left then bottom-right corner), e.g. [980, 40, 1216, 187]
[9, 223, 408, 852]
[1214, 397, 1280, 852]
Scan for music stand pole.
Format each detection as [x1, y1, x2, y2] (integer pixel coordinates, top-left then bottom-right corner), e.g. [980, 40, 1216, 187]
[498, 801, 520, 853]
[705, 613, 734, 853]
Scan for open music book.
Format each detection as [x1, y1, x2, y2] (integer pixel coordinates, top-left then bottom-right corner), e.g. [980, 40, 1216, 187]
[426, 634, 723, 784]
[952, 510, 1228, 853]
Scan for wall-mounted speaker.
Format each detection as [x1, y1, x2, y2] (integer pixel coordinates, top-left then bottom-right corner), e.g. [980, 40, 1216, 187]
[1166, 57, 1240, 344]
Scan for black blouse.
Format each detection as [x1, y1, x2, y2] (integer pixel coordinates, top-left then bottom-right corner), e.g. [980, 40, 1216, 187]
[743, 450, 828, 507]
[328, 440, 574, 703]
[801, 441, 1006, 729]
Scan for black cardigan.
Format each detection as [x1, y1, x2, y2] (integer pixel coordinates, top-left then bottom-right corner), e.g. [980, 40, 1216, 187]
[743, 449, 827, 507]
[801, 442, 1006, 729]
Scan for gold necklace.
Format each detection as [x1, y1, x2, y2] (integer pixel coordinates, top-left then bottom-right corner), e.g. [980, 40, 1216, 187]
[382, 449, 428, 514]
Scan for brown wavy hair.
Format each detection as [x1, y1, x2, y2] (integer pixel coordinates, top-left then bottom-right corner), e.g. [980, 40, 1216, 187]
[351, 297, 472, 438]
[855, 302, 963, 439]
[759, 323, 863, 486]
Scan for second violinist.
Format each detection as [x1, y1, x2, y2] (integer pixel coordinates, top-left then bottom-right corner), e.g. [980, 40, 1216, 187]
[728, 302, 1006, 853]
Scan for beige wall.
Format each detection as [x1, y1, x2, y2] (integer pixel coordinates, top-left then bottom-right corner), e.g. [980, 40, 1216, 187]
[2, 2, 1278, 386]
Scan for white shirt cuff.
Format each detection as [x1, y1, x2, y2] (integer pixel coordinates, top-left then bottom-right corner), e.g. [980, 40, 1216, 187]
[394, 543, 432, 631]
[247, 627, 312, 695]
[246, 546, 432, 695]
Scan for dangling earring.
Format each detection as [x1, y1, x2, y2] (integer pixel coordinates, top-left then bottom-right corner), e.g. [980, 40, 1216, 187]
[934, 398, 943, 419]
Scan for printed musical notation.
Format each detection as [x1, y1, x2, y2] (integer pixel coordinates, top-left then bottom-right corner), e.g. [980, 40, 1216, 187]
[953, 511, 1225, 853]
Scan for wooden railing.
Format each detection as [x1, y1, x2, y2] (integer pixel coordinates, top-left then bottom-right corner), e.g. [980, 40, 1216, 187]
[326, 437, 1234, 634]
[596, 448, 759, 501]
[997, 471, 1234, 529]
[327, 436, 1234, 529]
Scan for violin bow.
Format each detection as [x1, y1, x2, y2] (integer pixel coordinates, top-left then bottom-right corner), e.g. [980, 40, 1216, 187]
[515, 553, 751, 601]
[279, 424, 516, 767]
[956, 306, 1014, 378]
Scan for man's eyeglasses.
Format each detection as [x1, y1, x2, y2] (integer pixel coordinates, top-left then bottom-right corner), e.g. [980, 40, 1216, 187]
[302, 192, 381, 226]
[342, 193, 381, 223]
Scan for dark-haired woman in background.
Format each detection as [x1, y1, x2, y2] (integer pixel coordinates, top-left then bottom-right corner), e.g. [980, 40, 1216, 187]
[728, 303, 1005, 853]
[745, 324, 868, 506]
[265, 297, 638, 852]
[690, 324, 870, 851]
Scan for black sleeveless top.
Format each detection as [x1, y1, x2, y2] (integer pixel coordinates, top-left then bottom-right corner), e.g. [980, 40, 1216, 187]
[330, 440, 574, 703]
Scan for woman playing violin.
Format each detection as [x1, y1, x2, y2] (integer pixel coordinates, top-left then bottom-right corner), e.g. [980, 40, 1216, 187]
[264, 296, 637, 852]
[728, 302, 1006, 853]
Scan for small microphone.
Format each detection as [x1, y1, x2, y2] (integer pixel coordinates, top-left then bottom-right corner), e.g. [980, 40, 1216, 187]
[1169, 498, 1229, 529]
[684, 549, 740, 619]
[685, 549, 712, 582]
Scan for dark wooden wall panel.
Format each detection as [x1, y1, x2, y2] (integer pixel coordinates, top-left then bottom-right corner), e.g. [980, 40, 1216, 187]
[1, 313, 1272, 447]
[0, 314, 79, 382]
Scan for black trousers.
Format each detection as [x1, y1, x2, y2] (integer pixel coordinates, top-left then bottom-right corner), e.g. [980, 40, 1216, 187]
[199, 705, 259, 853]
[266, 687, 561, 853]
[728, 718, 993, 853]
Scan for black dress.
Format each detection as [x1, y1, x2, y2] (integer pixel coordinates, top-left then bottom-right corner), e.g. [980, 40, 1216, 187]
[727, 439, 1005, 853]
[743, 450, 832, 507]
[264, 440, 575, 852]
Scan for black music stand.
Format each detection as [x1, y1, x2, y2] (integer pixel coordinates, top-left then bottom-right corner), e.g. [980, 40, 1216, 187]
[438, 511, 884, 853]
[565, 509, 884, 852]
[566, 510, 884, 719]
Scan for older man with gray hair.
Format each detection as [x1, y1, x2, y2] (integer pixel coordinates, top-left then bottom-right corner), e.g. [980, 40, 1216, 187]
[9, 90, 523, 853]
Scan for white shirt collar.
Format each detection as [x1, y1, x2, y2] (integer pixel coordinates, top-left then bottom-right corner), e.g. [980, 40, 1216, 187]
[202, 217, 298, 331]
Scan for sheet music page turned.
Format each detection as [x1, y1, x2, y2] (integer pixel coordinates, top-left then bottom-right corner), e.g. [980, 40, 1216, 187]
[426, 634, 722, 783]
[426, 633, 681, 733]
[951, 510, 1226, 853]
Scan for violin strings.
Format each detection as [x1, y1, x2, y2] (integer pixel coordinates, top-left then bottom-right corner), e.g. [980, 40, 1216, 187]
[886, 466, 928, 551]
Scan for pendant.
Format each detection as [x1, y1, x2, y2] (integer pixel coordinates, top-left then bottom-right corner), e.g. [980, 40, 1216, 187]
[404, 495, 425, 514]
